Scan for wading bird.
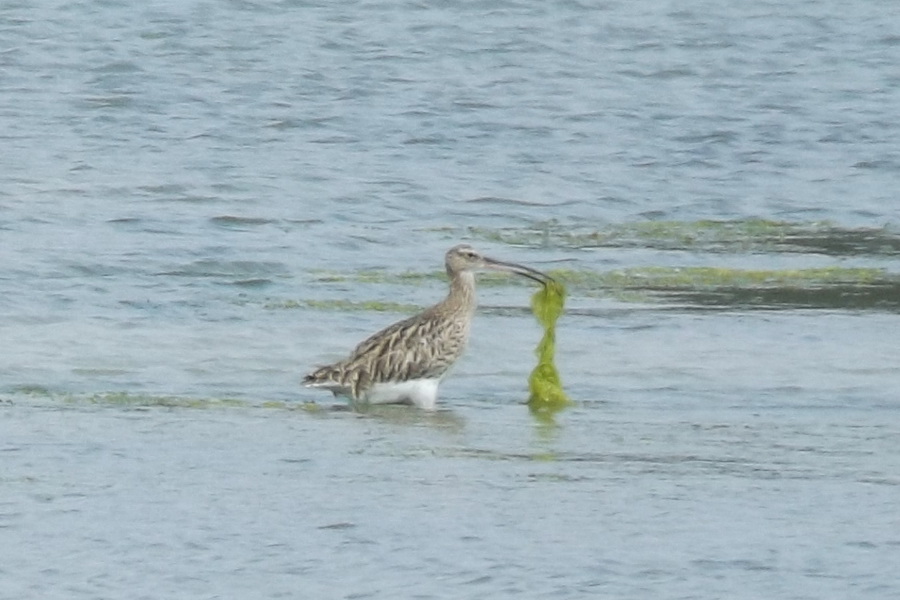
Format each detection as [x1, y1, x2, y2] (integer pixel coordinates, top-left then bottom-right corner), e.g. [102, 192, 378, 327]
[304, 244, 553, 409]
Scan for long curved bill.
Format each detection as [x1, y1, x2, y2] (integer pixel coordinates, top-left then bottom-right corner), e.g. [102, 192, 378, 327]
[483, 256, 555, 285]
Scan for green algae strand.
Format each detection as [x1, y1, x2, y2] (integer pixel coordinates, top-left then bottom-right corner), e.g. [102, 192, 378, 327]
[527, 279, 571, 414]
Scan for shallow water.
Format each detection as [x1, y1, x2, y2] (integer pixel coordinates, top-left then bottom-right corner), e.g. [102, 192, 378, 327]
[2, 1, 900, 598]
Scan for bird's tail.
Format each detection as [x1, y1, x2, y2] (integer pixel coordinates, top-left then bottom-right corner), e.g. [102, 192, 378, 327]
[304, 363, 366, 399]
[303, 365, 353, 395]
[303, 365, 340, 387]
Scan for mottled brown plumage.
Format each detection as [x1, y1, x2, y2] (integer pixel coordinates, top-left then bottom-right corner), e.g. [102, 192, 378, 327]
[303, 244, 552, 409]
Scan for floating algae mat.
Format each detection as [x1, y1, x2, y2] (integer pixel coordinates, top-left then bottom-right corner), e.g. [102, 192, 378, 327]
[468, 219, 900, 256]
[527, 279, 571, 414]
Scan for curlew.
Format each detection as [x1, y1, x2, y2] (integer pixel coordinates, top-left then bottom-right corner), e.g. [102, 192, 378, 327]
[303, 244, 553, 409]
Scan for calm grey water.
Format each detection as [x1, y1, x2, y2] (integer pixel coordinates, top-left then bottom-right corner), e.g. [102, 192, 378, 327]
[2, 1, 899, 599]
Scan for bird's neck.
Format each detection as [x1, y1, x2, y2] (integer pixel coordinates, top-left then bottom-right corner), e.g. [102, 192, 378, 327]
[446, 270, 477, 314]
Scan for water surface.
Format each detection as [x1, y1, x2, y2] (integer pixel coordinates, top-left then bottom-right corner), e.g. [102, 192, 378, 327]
[1, 1, 899, 598]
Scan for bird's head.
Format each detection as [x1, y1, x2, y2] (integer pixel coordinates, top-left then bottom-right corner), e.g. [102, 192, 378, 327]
[445, 244, 553, 284]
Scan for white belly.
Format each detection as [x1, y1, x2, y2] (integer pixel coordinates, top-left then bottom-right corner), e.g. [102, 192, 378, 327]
[362, 378, 441, 410]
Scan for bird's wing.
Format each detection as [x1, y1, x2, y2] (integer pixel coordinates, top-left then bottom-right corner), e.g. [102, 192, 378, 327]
[343, 312, 467, 384]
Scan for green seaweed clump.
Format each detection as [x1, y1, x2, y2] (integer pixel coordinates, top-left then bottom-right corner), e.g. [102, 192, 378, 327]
[527, 279, 571, 416]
